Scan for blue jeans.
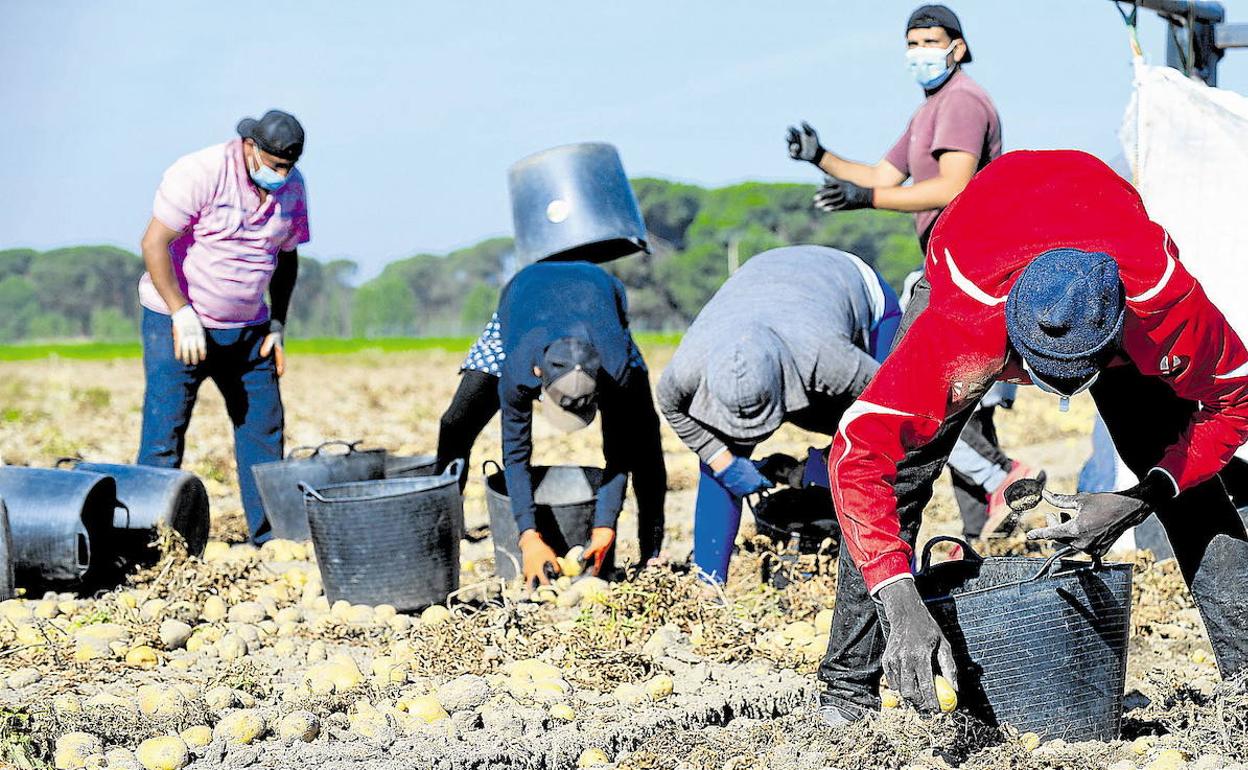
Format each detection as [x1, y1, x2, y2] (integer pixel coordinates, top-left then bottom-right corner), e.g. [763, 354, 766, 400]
[137, 308, 284, 542]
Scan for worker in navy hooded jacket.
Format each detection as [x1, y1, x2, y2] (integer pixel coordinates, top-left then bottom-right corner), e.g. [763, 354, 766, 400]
[433, 143, 665, 587]
[818, 149, 1248, 724]
[495, 262, 665, 586]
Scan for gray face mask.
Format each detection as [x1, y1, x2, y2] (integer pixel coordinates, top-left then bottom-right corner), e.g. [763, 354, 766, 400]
[1021, 357, 1099, 412]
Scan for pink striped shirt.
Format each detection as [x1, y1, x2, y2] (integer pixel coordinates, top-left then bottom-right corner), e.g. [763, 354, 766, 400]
[138, 138, 310, 328]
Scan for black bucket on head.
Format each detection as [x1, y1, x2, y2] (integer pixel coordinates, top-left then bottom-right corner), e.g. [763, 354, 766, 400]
[253, 440, 387, 541]
[0, 496, 14, 600]
[70, 462, 210, 561]
[912, 537, 1132, 742]
[0, 467, 115, 587]
[301, 460, 463, 611]
[483, 461, 614, 580]
[384, 454, 438, 479]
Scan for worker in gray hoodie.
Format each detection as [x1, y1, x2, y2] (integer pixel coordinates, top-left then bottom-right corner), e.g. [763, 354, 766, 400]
[657, 245, 902, 581]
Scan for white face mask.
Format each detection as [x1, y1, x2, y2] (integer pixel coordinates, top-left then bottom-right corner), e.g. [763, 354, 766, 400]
[906, 42, 956, 89]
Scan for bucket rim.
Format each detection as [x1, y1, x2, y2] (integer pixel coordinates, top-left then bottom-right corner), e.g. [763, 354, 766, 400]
[302, 459, 462, 503]
[921, 555, 1133, 605]
[481, 463, 604, 505]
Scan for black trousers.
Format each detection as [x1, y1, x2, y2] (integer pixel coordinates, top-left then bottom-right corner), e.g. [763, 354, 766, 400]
[435, 367, 667, 560]
[817, 276, 1248, 712]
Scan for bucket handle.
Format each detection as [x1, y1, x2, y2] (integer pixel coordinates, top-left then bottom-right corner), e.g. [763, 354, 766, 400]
[482, 459, 503, 477]
[440, 458, 464, 484]
[742, 489, 770, 515]
[287, 440, 366, 460]
[1026, 546, 1104, 582]
[918, 536, 984, 574]
[54, 455, 83, 469]
[298, 481, 327, 503]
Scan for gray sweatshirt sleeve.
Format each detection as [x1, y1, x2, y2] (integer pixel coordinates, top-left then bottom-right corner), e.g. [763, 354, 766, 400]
[816, 334, 880, 402]
[657, 355, 728, 465]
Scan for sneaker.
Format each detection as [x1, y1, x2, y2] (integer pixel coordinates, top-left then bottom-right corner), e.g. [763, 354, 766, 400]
[983, 463, 1046, 538]
[816, 692, 862, 728]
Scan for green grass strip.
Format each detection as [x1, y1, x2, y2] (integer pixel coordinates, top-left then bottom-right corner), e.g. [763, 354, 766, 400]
[0, 332, 682, 362]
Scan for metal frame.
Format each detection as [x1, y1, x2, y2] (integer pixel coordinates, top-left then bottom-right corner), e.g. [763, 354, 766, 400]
[1113, 0, 1248, 85]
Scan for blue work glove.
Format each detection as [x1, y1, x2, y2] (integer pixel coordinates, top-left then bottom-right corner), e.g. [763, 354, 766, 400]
[714, 456, 775, 497]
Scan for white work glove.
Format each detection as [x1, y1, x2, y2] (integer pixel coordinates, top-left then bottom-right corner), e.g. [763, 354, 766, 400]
[260, 318, 286, 377]
[171, 305, 207, 365]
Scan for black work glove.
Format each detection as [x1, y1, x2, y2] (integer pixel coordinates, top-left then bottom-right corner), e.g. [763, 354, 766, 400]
[1025, 470, 1177, 557]
[878, 577, 958, 712]
[786, 121, 825, 165]
[813, 176, 874, 212]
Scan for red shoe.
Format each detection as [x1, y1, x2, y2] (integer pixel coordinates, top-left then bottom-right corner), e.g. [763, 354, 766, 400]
[983, 462, 1045, 538]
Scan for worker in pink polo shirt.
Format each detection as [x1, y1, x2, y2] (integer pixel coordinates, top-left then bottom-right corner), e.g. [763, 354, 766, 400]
[135, 110, 310, 543]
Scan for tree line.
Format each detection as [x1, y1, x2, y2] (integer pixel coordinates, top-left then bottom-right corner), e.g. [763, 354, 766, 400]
[0, 178, 922, 343]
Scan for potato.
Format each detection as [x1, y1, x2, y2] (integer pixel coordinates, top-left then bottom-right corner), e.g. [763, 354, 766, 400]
[934, 675, 957, 713]
[507, 658, 561, 682]
[54, 732, 103, 769]
[201, 541, 230, 562]
[204, 686, 237, 712]
[135, 736, 189, 770]
[880, 690, 901, 709]
[420, 605, 451, 627]
[577, 747, 610, 767]
[125, 645, 160, 669]
[213, 710, 266, 745]
[814, 608, 834, 635]
[137, 684, 187, 720]
[200, 596, 226, 622]
[645, 675, 674, 701]
[278, 711, 320, 742]
[549, 703, 575, 721]
[401, 695, 448, 723]
[1020, 732, 1041, 752]
[53, 694, 83, 715]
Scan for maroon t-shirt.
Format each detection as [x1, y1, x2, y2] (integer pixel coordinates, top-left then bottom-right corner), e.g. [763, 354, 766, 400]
[883, 69, 1002, 244]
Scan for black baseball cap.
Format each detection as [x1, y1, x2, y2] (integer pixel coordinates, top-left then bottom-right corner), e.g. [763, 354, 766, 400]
[236, 110, 305, 161]
[907, 4, 972, 63]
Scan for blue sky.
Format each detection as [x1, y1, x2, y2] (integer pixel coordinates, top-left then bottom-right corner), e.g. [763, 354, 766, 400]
[4, 1, 1248, 279]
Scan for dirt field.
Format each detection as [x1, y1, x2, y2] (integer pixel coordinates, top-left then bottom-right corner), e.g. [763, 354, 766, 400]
[1, 348, 1245, 770]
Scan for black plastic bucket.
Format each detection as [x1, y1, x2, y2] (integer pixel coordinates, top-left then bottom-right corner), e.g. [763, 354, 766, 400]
[750, 487, 841, 554]
[301, 460, 463, 611]
[913, 537, 1132, 742]
[483, 462, 614, 580]
[384, 454, 437, 479]
[253, 441, 387, 541]
[0, 496, 14, 600]
[0, 467, 115, 585]
[69, 462, 210, 560]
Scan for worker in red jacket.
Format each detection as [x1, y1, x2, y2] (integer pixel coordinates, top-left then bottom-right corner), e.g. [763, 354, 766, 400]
[819, 149, 1248, 722]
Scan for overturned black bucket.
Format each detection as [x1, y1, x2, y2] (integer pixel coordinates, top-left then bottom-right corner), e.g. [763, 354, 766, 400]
[0, 467, 116, 586]
[483, 461, 614, 581]
[384, 454, 437, 479]
[65, 461, 210, 560]
[0, 496, 14, 600]
[912, 537, 1132, 742]
[253, 440, 387, 541]
[301, 460, 463, 611]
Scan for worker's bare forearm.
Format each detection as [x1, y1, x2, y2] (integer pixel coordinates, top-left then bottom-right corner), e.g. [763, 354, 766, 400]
[269, 249, 299, 324]
[817, 153, 881, 188]
[140, 219, 187, 313]
[872, 176, 963, 213]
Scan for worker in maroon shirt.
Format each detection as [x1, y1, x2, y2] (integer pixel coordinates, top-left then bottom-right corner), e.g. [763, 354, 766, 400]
[822, 150, 1248, 722]
[788, 5, 1039, 546]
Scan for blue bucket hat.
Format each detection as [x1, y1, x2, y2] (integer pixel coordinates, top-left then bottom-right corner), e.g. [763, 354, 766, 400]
[1005, 249, 1125, 388]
